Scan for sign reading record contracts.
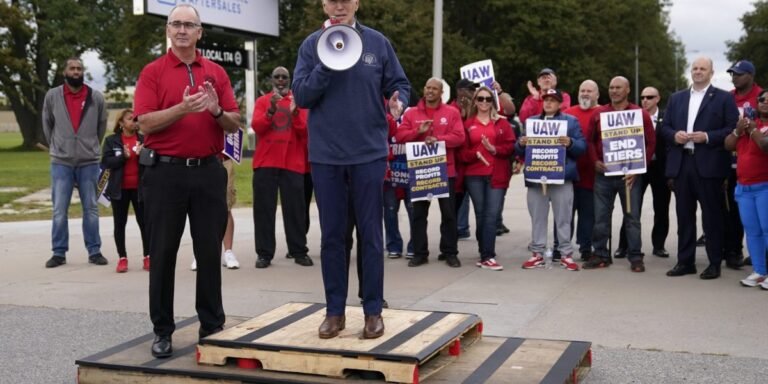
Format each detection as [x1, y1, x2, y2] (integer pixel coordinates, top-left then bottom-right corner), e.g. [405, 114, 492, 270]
[133, 0, 279, 37]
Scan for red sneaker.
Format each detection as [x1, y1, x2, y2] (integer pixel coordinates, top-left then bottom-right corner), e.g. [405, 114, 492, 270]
[522, 253, 544, 269]
[560, 254, 580, 271]
[143, 256, 150, 271]
[116, 258, 128, 273]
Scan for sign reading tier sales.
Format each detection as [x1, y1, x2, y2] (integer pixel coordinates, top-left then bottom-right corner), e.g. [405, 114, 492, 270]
[406, 142, 449, 202]
[524, 119, 567, 184]
[599, 110, 647, 176]
[134, 0, 279, 37]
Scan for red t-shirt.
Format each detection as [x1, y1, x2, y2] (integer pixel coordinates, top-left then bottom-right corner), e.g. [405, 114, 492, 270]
[250, 91, 308, 174]
[731, 84, 763, 110]
[564, 105, 599, 189]
[121, 133, 140, 189]
[736, 118, 768, 185]
[63, 85, 87, 134]
[133, 49, 239, 158]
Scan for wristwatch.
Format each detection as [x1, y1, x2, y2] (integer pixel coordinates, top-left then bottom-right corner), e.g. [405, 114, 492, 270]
[211, 107, 224, 119]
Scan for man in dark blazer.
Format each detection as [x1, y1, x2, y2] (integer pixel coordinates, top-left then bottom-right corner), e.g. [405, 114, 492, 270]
[662, 57, 739, 279]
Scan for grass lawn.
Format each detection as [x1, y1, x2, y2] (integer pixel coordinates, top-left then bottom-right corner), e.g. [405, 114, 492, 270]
[0, 132, 254, 222]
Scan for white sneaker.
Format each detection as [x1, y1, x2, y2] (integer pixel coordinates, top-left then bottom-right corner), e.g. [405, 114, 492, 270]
[222, 250, 240, 269]
[190, 259, 197, 271]
[740, 272, 765, 287]
[760, 279, 768, 290]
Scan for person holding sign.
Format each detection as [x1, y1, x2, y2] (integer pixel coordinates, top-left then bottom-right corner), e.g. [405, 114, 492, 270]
[293, 0, 411, 340]
[396, 78, 465, 268]
[517, 89, 586, 271]
[519, 68, 572, 124]
[662, 57, 739, 280]
[460, 86, 516, 271]
[584, 77, 655, 273]
[251, 66, 313, 269]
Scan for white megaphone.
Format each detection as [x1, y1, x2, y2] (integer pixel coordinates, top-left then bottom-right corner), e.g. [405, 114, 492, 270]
[316, 19, 363, 71]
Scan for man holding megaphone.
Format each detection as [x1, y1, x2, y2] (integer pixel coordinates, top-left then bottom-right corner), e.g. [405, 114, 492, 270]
[293, 0, 410, 340]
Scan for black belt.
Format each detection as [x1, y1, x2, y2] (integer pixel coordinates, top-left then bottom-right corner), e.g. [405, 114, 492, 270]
[157, 155, 219, 167]
[683, 148, 695, 155]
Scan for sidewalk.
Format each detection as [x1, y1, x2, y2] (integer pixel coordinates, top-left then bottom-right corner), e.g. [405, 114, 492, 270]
[0, 179, 765, 382]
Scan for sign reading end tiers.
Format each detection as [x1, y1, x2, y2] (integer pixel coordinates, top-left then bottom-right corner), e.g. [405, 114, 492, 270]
[133, 0, 279, 37]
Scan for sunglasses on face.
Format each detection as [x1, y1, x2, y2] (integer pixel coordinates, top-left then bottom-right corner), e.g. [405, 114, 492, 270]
[640, 95, 657, 100]
[273, 74, 289, 80]
[759, 96, 768, 103]
[475, 96, 493, 103]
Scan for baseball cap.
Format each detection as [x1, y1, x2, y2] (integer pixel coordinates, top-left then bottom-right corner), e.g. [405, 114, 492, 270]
[455, 78, 480, 90]
[727, 60, 755, 75]
[541, 88, 563, 102]
[538, 68, 556, 77]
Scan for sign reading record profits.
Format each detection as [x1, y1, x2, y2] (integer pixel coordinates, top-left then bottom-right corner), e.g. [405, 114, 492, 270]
[135, 0, 279, 37]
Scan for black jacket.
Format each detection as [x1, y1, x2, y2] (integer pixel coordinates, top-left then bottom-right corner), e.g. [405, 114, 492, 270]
[100, 132, 144, 200]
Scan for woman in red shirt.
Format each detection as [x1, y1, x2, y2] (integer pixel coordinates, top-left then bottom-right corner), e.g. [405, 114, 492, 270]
[460, 86, 516, 270]
[101, 109, 149, 273]
[725, 89, 768, 289]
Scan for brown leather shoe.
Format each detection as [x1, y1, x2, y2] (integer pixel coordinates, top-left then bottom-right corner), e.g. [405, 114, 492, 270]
[318, 315, 345, 339]
[362, 315, 384, 339]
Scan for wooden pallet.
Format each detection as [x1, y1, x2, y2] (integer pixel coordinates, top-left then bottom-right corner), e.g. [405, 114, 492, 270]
[196, 302, 482, 383]
[77, 310, 591, 384]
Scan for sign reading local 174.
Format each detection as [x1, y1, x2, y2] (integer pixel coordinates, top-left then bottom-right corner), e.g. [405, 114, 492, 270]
[600, 110, 647, 176]
[406, 142, 449, 202]
[524, 119, 567, 184]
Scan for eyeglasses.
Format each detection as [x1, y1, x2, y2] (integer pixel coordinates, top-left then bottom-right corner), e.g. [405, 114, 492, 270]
[167, 21, 201, 30]
[273, 74, 289, 80]
[640, 95, 657, 100]
[475, 96, 494, 103]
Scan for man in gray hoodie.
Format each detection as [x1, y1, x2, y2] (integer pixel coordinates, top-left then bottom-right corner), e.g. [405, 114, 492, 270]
[42, 57, 108, 268]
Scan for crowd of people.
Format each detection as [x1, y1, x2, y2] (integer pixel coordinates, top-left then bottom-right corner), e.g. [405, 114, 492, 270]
[39, 0, 768, 358]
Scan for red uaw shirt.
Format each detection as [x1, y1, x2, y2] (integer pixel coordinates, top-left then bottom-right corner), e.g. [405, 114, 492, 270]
[460, 116, 516, 189]
[564, 105, 600, 189]
[133, 49, 239, 158]
[395, 99, 465, 177]
[736, 118, 768, 185]
[64, 85, 87, 134]
[251, 91, 308, 174]
[731, 84, 763, 110]
[121, 133, 140, 189]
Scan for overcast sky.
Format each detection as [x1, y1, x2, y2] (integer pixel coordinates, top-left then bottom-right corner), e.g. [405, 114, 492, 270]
[83, 1, 758, 93]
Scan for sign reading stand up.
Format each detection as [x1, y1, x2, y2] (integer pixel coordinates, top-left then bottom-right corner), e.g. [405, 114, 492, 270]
[133, 0, 279, 37]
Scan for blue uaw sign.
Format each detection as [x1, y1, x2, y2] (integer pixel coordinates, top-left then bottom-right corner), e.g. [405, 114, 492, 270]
[600, 110, 647, 176]
[223, 127, 244, 164]
[524, 119, 567, 184]
[406, 141, 449, 202]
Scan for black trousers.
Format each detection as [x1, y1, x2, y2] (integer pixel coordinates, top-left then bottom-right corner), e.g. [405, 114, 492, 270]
[143, 160, 227, 337]
[618, 159, 671, 251]
[111, 188, 149, 257]
[672, 155, 725, 266]
[411, 178, 458, 259]
[252, 168, 308, 260]
[723, 169, 744, 255]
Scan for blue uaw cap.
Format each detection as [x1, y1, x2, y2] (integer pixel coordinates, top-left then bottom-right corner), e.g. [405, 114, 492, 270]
[727, 60, 755, 75]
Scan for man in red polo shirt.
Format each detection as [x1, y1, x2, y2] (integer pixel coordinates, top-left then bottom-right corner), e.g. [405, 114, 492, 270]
[133, 4, 240, 359]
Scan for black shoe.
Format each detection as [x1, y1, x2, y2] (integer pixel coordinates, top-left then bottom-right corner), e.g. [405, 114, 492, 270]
[88, 253, 108, 265]
[45, 256, 66, 268]
[500, 224, 510, 233]
[255, 258, 271, 269]
[437, 254, 446, 261]
[199, 326, 223, 341]
[613, 248, 627, 259]
[408, 257, 428, 267]
[445, 255, 461, 268]
[666, 264, 697, 277]
[700, 264, 721, 280]
[457, 232, 470, 240]
[294, 255, 314, 266]
[652, 249, 670, 258]
[285, 252, 293, 259]
[742, 256, 752, 267]
[495, 228, 504, 236]
[552, 249, 561, 261]
[725, 252, 744, 270]
[696, 235, 706, 247]
[579, 251, 592, 261]
[151, 335, 172, 358]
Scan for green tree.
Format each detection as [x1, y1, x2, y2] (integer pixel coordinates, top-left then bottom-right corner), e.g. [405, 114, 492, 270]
[727, 0, 768, 87]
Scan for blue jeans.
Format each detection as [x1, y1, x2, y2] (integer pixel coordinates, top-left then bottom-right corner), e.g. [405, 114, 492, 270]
[734, 182, 768, 275]
[457, 193, 470, 236]
[383, 184, 413, 254]
[592, 173, 643, 261]
[464, 176, 505, 260]
[51, 163, 101, 257]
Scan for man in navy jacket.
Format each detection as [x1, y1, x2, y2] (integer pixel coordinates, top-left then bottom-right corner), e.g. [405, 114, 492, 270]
[662, 56, 739, 280]
[292, 0, 410, 340]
